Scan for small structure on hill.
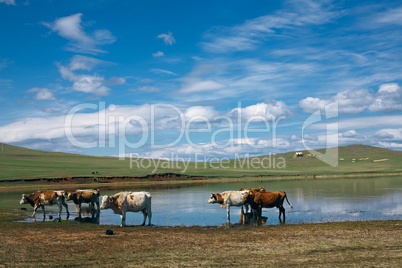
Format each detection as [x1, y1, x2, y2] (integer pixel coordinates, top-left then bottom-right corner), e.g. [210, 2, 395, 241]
[294, 152, 303, 158]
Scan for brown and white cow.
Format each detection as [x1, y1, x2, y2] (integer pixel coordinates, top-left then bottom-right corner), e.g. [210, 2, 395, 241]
[243, 190, 293, 223]
[100, 191, 152, 227]
[65, 189, 100, 218]
[19, 190, 69, 219]
[208, 191, 250, 224]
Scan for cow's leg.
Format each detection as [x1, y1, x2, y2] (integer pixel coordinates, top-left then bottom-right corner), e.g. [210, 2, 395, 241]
[146, 205, 152, 226]
[141, 210, 147, 226]
[278, 206, 285, 222]
[41, 205, 46, 221]
[120, 212, 126, 227]
[63, 202, 69, 218]
[226, 206, 231, 224]
[251, 208, 257, 225]
[239, 206, 244, 224]
[95, 200, 100, 213]
[32, 204, 39, 218]
[282, 207, 286, 223]
[78, 203, 82, 218]
[58, 202, 63, 218]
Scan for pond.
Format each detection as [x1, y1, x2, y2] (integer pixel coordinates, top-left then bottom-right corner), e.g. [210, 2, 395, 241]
[1, 176, 401, 226]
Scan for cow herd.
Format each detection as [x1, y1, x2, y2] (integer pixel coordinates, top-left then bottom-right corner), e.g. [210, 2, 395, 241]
[19, 187, 293, 227]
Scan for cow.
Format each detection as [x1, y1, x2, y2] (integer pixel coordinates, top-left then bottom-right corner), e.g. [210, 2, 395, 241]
[100, 191, 152, 227]
[238, 186, 266, 192]
[238, 187, 266, 224]
[243, 190, 293, 223]
[19, 190, 69, 219]
[65, 189, 100, 218]
[208, 190, 250, 224]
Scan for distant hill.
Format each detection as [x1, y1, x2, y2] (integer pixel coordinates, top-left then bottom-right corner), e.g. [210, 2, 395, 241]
[0, 143, 401, 181]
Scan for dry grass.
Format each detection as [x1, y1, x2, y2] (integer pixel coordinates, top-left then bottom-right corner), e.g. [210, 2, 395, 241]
[0, 209, 401, 267]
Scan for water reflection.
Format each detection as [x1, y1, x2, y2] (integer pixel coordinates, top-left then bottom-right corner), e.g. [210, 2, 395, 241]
[2, 176, 401, 226]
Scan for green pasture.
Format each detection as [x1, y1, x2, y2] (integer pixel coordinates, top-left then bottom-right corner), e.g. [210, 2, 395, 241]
[0, 143, 401, 181]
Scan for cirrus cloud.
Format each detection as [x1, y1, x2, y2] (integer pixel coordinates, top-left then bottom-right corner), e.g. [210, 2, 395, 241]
[42, 13, 116, 54]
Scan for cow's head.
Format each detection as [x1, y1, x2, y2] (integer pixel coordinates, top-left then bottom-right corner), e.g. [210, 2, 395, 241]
[208, 193, 222, 204]
[242, 191, 255, 204]
[65, 192, 76, 201]
[19, 194, 27, 205]
[100, 195, 116, 210]
[208, 193, 217, 204]
[257, 186, 266, 192]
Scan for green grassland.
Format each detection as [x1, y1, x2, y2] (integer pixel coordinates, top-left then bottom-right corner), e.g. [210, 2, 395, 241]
[0, 143, 401, 181]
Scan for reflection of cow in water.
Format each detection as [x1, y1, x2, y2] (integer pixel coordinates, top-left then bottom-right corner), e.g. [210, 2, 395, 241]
[19, 190, 69, 219]
[243, 190, 293, 224]
[65, 189, 100, 218]
[74, 206, 100, 224]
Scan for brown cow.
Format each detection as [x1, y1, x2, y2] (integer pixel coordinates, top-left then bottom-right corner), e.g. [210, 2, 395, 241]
[19, 190, 69, 219]
[243, 191, 293, 223]
[65, 189, 100, 218]
[237, 187, 266, 224]
[238, 186, 266, 192]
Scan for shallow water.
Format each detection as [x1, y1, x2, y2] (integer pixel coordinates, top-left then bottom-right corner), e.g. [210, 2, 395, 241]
[2, 176, 401, 226]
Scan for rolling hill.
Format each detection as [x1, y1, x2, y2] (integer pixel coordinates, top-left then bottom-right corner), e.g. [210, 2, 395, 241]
[0, 143, 401, 181]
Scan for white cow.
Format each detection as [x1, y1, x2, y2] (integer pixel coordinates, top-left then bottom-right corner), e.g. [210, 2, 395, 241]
[208, 190, 250, 224]
[100, 191, 152, 227]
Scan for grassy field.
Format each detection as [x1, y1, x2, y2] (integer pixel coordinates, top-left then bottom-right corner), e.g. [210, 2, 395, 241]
[0, 209, 400, 267]
[0, 143, 402, 181]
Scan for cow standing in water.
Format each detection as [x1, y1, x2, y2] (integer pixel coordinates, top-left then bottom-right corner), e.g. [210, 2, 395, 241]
[238, 187, 266, 224]
[65, 189, 100, 218]
[19, 190, 69, 219]
[243, 190, 293, 223]
[100, 191, 152, 227]
[208, 191, 250, 224]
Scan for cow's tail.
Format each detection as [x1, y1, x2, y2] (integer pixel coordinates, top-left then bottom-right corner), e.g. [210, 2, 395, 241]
[285, 192, 293, 209]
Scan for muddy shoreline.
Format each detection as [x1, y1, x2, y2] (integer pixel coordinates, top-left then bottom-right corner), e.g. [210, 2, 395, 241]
[0, 208, 400, 267]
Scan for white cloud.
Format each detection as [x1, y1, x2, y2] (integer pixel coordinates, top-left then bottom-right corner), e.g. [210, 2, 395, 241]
[27, 87, 56, 101]
[177, 63, 227, 94]
[228, 101, 290, 122]
[58, 63, 125, 95]
[150, 68, 177, 76]
[202, 0, 338, 53]
[0, 0, 16, 5]
[152, 51, 164, 57]
[374, 7, 402, 25]
[104, 77, 126, 86]
[300, 83, 402, 114]
[40, 106, 69, 114]
[374, 128, 402, 141]
[179, 80, 226, 94]
[378, 142, 402, 148]
[43, 13, 115, 54]
[69, 55, 110, 71]
[157, 32, 175, 45]
[369, 83, 402, 113]
[310, 115, 402, 130]
[58, 65, 110, 96]
[184, 106, 219, 122]
[130, 86, 161, 92]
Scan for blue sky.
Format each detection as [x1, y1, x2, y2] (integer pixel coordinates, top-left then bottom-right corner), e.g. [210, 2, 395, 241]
[1, 0, 402, 159]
